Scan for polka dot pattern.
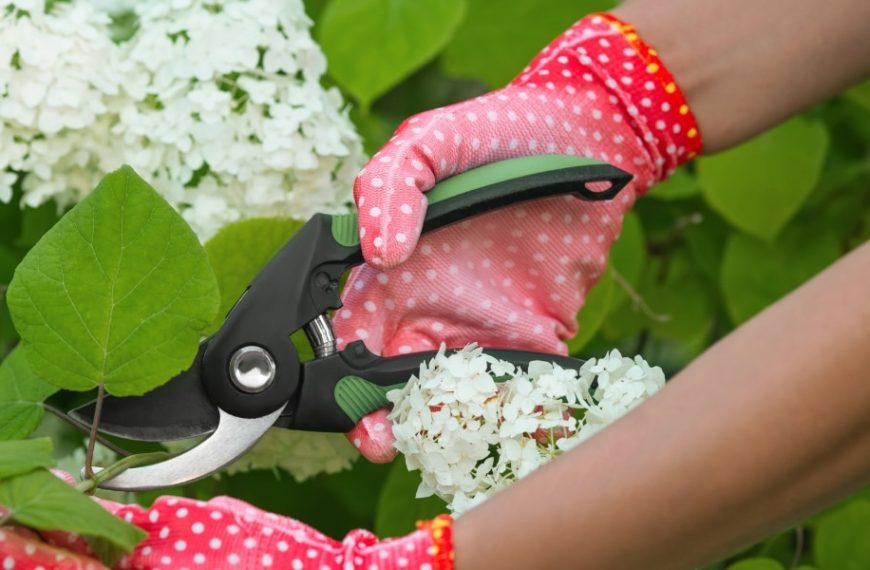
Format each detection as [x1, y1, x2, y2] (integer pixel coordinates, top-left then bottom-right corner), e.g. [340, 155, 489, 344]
[0, 494, 449, 570]
[340, 12, 701, 462]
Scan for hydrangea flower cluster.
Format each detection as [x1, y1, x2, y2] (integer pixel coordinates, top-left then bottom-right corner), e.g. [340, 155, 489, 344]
[388, 344, 666, 513]
[0, 0, 364, 239]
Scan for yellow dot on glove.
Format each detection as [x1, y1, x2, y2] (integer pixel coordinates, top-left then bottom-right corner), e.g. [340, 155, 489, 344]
[665, 82, 676, 94]
[679, 104, 689, 115]
[646, 63, 659, 73]
[688, 128, 698, 138]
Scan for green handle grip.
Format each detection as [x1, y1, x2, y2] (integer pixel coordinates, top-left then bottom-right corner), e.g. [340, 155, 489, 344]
[331, 154, 632, 247]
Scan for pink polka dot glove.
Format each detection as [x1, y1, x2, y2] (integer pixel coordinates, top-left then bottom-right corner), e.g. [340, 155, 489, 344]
[0, 495, 454, 570]
[336, 13, 703, 463]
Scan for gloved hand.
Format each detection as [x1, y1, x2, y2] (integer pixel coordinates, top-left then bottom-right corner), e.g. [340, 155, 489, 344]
[0, 494, 453, 570]
[335, 13, 702, 462]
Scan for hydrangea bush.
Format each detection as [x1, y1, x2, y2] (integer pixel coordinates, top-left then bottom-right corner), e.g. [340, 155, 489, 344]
[388, 344, 665, 513]
[0, 0, 364, 238]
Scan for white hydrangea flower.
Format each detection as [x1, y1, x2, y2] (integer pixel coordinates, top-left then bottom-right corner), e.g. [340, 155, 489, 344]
[0, 0, 124, 203]
[1, 0, 364, 238]
[388, 345, 666, 514]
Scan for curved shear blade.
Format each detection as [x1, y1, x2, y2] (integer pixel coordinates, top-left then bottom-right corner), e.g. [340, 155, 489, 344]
[95, 404, 286, 491]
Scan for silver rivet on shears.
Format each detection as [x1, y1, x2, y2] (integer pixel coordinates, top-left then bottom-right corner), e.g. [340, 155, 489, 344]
[229, 346, 276, 393]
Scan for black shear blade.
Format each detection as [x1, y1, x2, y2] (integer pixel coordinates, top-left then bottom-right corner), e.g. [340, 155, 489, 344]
[69, 346, 219, 441]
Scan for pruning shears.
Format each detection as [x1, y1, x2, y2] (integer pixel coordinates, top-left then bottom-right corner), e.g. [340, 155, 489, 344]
[71, 154, 632, 491]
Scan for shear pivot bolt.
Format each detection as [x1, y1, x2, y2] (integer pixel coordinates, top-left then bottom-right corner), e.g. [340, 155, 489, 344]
[229, 346, 276, 393]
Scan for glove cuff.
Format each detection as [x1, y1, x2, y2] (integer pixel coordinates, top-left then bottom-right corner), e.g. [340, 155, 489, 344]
[515, 12, 703, 180]
[417, 515, 454, 570]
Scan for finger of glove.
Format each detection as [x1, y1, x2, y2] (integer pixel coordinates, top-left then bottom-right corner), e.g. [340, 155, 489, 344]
[341, 331, 440, 463]
[356, 91, 558, 269]
[346, 407, 396, 463]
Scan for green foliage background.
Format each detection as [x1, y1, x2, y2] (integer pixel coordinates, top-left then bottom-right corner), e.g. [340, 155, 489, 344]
[0, 0, 868, 568]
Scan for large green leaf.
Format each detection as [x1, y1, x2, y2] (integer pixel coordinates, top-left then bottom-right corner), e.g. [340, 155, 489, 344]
[814, 499, 870, 570]
[7, 166, 220, 396]
[374, 460, 447, 538]
[697, 117, 829, 240]
[0, 347, 57, 440]
[719, 229, 840, 325]
[727, 558, 785, 570]
[0, 437, 54, 478]
[0, 469, 146, 551]
[319, 0, 466, 108]
[441, 0, 614, 88]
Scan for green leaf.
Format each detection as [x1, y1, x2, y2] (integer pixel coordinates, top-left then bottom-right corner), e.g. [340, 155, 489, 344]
[756, 529, 799, 567]
[727, 558, 785, 570]
[647, 168, 700, 201]
[441, 0, 615, 88]
[0, 437, 54, 478]
[205, 217, 305, 318]
[567, 268, 614, 354]
[844, 80, 870, 113]
[0, 469, 146, 551]
[7, 166, 220, 396]
[0, 347, 58, 440]
[720, 228, 840, 325]
[698, 117, 829, 240]
[374, 460, 447, 537]
[319, 0, 466, 108]
[684, 210, 731, 284]
[814, 499, 870, 570]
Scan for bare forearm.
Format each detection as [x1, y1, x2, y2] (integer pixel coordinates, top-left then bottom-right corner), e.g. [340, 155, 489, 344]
[614, 0, 870, 152]
[454, 241, 870, 570]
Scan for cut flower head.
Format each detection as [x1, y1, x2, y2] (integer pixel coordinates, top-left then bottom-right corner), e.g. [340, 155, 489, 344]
[387, 344, 666, 514]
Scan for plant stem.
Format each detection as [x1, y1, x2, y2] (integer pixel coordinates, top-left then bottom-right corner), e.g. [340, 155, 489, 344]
[76, 452, 171, 494]
[85, 384, 106, 479]
[43, 403, 130, 457]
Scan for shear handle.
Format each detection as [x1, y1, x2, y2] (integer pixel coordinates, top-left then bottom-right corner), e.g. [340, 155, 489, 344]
[282, 341, 586, 433]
